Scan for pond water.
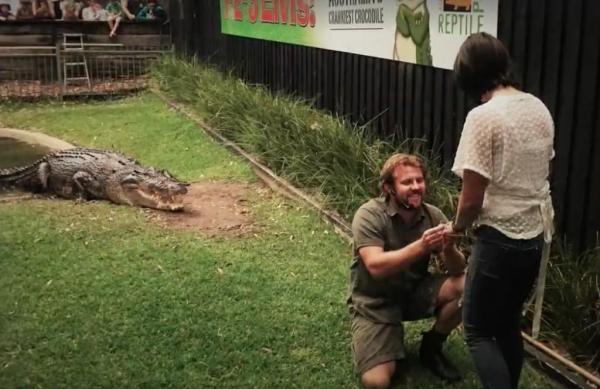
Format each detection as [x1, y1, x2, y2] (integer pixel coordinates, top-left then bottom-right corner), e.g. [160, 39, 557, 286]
[0, 137, 51, 169]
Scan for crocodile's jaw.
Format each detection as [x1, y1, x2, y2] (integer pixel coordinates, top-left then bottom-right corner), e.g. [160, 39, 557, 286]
[125, 190, 186, 211]
[156, 195, 186, 212]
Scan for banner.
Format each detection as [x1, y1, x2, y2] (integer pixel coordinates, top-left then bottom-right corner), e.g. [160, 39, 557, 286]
[220, 0, 499, 70]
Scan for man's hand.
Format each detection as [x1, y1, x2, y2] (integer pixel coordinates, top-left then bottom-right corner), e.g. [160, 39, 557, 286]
[441, 222, 460, 249]
[421, 224, 446, 253]
[439, 222, 467, 275]
[360, 224, 447, 278]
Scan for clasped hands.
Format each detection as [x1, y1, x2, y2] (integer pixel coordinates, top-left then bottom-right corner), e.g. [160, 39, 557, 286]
[421, 222, 462, 253]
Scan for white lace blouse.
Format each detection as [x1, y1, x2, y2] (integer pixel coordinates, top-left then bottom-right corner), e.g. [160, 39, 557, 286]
[452, 92, 555, 240]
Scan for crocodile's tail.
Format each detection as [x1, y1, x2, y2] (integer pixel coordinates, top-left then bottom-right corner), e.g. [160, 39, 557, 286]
[0, 156, 47, 191]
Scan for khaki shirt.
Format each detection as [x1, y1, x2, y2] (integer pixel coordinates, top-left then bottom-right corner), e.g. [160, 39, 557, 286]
[348, 197, 447, 324]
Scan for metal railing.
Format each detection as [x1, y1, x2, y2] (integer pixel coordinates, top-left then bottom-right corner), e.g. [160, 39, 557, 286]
[0, 44, 165, 100]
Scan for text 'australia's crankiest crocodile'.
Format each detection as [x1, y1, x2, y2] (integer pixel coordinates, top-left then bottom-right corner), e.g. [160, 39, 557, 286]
[0, 148, 188, 211]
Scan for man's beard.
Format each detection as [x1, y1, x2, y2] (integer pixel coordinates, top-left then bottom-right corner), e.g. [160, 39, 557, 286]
[396, 193, 422, 210]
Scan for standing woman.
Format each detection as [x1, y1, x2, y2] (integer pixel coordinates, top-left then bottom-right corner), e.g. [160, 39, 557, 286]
[447, 32, 554, 389]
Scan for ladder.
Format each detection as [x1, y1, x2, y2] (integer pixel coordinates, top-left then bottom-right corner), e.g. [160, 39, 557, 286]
[62, 33, 91, 92]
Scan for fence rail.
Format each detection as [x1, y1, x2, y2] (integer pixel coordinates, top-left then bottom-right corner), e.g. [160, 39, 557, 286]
[0, 46, 163, 99]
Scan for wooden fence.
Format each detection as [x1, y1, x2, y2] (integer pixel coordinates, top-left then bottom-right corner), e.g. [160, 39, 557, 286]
[0, 20, 170, 48]
[169, 0, 600, 251]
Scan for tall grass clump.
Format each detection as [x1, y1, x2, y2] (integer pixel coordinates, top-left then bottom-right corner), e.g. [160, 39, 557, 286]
[541, 241, 600, 372]
[153, 55, 459, 218]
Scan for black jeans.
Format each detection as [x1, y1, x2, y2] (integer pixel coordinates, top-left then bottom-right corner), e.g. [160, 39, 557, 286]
[463, 226, 543, 389]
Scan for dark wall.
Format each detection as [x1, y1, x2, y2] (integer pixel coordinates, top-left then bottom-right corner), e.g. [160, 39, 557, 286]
[170, 0, 600, 251]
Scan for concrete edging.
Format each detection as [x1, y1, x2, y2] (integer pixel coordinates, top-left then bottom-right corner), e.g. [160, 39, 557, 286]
[0, 128, 74, 151]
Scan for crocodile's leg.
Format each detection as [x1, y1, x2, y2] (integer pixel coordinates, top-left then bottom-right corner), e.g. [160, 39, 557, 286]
[38, 162, 51, 190]
[72, 171, 103, 200]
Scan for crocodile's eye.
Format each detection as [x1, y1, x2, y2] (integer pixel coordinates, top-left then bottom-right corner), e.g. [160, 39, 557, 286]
[121, 175, 139, 188]
[161, 169, 173, 179]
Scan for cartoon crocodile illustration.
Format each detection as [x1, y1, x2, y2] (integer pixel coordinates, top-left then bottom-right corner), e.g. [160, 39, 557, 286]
[0, 147, 188, 211]
[393, 0, 433, 66]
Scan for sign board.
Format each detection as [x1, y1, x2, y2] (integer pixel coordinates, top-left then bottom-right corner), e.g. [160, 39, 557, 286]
[221, 0, 499, 70]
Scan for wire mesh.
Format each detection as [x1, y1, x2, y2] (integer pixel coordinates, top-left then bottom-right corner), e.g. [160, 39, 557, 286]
[0, 45, 164, 100]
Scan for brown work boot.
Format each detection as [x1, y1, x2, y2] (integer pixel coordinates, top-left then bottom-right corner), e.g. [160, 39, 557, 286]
[419, 329, 462, 382]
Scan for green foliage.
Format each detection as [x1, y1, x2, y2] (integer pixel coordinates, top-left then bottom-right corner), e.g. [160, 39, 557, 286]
[153, 55, 459, 219]
[541, 241, 600, 372]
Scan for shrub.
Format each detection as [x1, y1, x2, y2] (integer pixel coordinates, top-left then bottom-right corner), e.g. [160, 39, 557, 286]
[153, 55, 459, 219]
[541, 241, 600, 372]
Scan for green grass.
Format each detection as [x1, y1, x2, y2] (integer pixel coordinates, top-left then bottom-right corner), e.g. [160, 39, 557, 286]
[0, 94, 253, 183]
[0, 197, 354, 388]
[0, 95, 554, 387]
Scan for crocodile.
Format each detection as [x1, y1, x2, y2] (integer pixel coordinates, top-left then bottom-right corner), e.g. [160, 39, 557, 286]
[0, 148, 188, 211]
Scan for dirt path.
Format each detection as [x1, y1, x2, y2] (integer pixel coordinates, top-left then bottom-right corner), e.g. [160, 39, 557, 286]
[1, 181, 260, 237]
[147, 181, 259, 237]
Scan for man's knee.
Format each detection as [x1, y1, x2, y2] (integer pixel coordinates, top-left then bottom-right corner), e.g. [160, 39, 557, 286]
[361, 362, 395, 389]
[445, 273, 465, 301]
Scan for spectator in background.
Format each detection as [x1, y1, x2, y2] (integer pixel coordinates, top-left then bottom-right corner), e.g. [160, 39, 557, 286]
[105, 0, 126, 37]
[120, 0, 134, 20]
[51, 0, 60, 18]
[136, 0, 166, 22]
[128, 0, 142, 16]
[59, 0, 81, 19]
[0, 3, 16, 20]
[82, 0, 107, 21]
[15, 0, 35, 19]
[33, 0, 55, 18]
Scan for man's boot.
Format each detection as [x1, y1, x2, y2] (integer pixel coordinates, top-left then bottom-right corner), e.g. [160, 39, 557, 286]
[419, 329, 461, 382]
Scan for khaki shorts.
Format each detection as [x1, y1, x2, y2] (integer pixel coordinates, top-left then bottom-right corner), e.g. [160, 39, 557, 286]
[351, 275, 447, 375]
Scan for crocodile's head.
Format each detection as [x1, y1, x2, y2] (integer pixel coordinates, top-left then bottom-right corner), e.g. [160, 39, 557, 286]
[107, 167, 189, 211]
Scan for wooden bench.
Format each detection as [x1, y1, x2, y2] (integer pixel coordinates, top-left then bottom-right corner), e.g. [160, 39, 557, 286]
[0, 20, 170, 49]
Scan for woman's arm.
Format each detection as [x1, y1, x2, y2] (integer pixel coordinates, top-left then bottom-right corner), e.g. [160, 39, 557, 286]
[453, 169, 489, 232]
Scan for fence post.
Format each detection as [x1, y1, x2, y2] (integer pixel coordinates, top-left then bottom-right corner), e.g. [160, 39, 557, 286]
[55, 41, 63, 100]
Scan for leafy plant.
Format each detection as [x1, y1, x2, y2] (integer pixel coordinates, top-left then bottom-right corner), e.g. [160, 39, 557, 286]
[541, 240, 600, 372]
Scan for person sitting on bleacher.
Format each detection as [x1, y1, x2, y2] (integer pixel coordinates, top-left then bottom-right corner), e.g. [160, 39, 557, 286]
[0, 3, 16, 20]
[15, 0, 35, 19]
[33, 0, 55, 18]
[135, 0, 165, 22]
[82, 0, 107, 21]
[59, 0, 81, 20]
[106, 0, 128, 37]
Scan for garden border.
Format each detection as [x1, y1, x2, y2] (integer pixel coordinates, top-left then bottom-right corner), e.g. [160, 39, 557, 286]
[153, 89, 600, 389]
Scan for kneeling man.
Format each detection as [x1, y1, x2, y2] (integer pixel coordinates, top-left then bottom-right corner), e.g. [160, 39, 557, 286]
[349, 153, 465, 388]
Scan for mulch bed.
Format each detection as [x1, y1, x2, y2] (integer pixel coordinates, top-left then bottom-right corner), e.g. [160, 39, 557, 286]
[0, 78, 147, 99]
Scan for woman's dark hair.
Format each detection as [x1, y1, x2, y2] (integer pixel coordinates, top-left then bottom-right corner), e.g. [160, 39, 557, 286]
[453, 32, 517, 99]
